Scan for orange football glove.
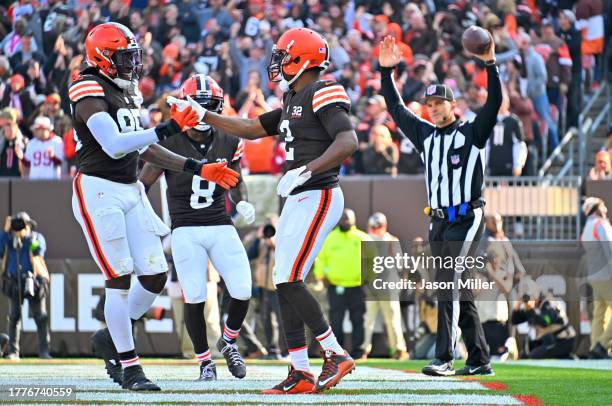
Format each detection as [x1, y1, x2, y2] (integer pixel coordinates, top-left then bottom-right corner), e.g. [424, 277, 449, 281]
[199, 162, 240, 189]
[170, 104, 200, 131]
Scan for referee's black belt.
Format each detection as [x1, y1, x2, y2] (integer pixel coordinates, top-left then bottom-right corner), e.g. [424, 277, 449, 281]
[425, 200, 485, 222]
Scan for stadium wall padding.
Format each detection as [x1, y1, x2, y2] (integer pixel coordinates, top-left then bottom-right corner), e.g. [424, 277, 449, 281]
[0, 259, 180, 357]
[0, 180, 9, 223]
[2, 177, 611, 356]
[585, 180, 612, 206]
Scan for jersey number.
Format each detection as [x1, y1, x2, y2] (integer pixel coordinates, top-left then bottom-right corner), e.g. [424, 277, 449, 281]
[117, 108, 143, 132]
[190, 176, 216, 209]
[279, 119, 294, 161]
[33, 150, 53, 166]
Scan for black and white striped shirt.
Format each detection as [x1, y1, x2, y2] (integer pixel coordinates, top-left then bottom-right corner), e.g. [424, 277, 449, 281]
[380, 64, 502, 210]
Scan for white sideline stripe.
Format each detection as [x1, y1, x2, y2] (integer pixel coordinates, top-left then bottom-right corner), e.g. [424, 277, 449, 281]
[75, 393, 522, 404]
[0, 379, 487, 392]
[506, 359, 612, 371]
[0, 365, 439, 381]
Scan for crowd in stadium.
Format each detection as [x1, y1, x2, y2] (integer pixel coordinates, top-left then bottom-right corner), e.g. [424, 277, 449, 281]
[0, 0, 610, 179]
[0, 0, 611, 363]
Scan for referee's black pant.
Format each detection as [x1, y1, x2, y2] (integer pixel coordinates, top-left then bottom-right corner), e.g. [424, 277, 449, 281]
[327, 285, 365, 358]
[429, 208, 490, 366]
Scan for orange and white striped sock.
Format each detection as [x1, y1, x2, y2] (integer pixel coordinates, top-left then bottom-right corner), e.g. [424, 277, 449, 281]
[119, 350, 140, 369]
[222, 324, 240, 343]
[316, 326, 344, 355]
[196, 349, 211, 364]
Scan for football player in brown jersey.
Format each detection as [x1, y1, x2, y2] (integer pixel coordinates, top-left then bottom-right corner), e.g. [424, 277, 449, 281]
[140, 74, 254, 382]
[184, 28, 359, 393]
[69, 22, 239, 391]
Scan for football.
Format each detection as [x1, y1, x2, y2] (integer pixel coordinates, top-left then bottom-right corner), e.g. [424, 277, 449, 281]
[462, 26, 492, 55]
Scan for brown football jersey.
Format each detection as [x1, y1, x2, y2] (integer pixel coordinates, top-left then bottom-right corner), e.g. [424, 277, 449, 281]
[69, 69, 142, 183]
[262, 80, 351, 194]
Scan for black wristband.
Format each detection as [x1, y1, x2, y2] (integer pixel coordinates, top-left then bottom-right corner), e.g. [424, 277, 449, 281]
[154, 119, 181, 140]
[485, 59, 497, 66]
[183, 158, 201, 175]
[378, 65, 396, 73]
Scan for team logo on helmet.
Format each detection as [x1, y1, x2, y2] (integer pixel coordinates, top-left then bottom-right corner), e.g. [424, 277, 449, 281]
[178, 74, 224, 132]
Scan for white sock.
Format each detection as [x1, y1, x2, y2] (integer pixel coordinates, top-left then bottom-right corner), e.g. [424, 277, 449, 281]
[104, 288, 135, 353]
[128, 279, 159, 320]
[288, 346, 310, 372]
[316, 327, 344, 355]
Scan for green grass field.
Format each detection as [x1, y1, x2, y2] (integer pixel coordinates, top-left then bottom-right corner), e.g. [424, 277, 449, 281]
[363, 359, 612, 406]
[0, 358, 610, 405]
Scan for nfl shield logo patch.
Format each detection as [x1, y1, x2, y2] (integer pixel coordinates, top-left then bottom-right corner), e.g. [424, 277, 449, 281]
[426, 85, 437, 96]
[451, 154, 460, 165]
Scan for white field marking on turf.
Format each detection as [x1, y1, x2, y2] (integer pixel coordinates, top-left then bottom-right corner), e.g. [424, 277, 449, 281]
[0, 365, 452, 382]
[504, 359, 612, 371]
[0, 379, 488, 392]
[76, 393, 522, 404]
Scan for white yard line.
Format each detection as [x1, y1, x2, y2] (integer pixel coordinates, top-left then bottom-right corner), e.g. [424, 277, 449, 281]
[504, 359, 612, 371]
[0, 365, 455, 381]
[75, 392, 523, 404]
[0, 378, 488, 392]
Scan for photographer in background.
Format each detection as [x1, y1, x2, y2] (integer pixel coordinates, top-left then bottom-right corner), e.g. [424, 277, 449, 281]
[0, 212, 50, 360]
[510, 279, 575, 359]
[247, 214, 285, 359]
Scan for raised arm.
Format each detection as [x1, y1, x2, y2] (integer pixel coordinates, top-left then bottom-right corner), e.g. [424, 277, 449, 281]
[202, 108, 280, 140]
[469, 35, 503, 148]
[140, 143, 240, 190]
[378, 36, 433, 150]
[75, 98, 199, 158]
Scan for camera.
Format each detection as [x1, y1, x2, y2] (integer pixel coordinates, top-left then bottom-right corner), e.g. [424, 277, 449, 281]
[9, 212, 34, 233]
[263, 224, 276, 239]
[10, 217, 26, 232]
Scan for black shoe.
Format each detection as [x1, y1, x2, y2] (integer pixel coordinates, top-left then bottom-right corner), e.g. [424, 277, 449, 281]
[122, 365, 161, 391]
[198, 360, 217, 381]
[217, 338, 246, 379]
[0, 333, 8, 357]
[422, 359, 455, 376]
[455, 363, 495, 376]
[91, 328, 122, 386]
[589, 343, 610, 359]
[39, 352, 52, 360]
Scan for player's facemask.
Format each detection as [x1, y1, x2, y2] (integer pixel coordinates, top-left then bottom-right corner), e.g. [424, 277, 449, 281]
[268, 48, 296, 92]
[112, 47, 143, 89]
[192, 97, 223, 132]
[267, 48, 290, 83]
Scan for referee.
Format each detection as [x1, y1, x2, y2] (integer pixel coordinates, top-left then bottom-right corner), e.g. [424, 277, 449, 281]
[378, 35, 502, 376]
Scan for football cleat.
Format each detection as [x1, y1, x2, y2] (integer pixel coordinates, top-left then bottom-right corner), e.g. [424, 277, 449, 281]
[589, 343, 611, 359]
[315, 350, 355, 392]
[261, 365, 316, 394]
[0, 333, 8, 357]
[422, 359, 455, 376]
[122, 365, 161, 391]
[198, 360, 217, 381]
[91, 328, 123, 386]
[217, 338, 246, 379]
[455, 363, 495, 376]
